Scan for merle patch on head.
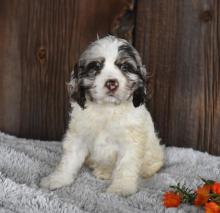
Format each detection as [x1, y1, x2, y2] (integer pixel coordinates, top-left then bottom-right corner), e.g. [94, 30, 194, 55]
[116, 43, 147, 107]
[116, 43, 145, 82]
[69, 63, 87, 109]
[118, 43, 137, 63]
[68, 36, 147, 108]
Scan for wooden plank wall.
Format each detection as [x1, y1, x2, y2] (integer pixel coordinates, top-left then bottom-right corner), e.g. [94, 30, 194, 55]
[0, 0, 219, 155]
[0, 0, 133, 140]
[135, 0, 220, 155]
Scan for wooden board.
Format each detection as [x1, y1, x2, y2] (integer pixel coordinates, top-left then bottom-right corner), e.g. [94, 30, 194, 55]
[134, 0, 220, 155]
[0, 0, 220, 155]
[0, 0, 133, 140]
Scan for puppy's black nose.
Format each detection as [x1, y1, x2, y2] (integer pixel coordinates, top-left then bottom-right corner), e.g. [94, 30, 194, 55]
[105, 79, 119, 92]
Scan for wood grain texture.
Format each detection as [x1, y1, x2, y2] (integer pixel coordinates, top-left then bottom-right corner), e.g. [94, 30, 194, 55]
[0, 1, 22, 135]
[0, 0, 132, 140]
[1, 0, 220, 155]
[134, 0, 220, 155]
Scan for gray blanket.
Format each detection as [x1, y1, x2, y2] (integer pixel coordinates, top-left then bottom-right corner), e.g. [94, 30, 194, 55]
[0, 132, 219, 213]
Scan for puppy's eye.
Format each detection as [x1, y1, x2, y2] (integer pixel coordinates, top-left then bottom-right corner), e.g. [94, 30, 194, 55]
[120, 63, 132, 72]
[87, 61, 103, 71]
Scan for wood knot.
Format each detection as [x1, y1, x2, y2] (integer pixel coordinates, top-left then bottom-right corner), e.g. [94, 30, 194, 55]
[199, 10, 213, 22]
[36, 47, 47, 64]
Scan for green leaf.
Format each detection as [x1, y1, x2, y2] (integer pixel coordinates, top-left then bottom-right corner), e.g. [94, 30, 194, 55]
[200, 177, 215, 185]
[169, 183, 196, 204]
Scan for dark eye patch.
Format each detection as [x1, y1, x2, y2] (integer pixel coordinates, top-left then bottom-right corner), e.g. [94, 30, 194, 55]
[116, 61, 138, 75]
[87, 61, 103, 72]
[116, 43, 140, 76]
[116, 61, 144, 81]
[79, 59, 104, 78]
[119, 62, 136, 73]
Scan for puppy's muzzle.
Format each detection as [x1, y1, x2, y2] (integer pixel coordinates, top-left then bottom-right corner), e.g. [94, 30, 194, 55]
[105, 79, 119, 92]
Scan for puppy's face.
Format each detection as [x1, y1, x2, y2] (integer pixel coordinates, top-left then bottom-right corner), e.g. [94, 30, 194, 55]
[69, 36, 147, 108]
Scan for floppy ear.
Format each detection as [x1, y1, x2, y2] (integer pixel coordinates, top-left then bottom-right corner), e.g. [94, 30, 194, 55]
[132, 65, 147, 107]
[67, 63, 86, 109]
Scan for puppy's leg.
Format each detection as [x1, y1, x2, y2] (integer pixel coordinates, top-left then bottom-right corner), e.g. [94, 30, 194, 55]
[40, 133, 88, 190]
[141, 134, 164, 178]
[107, 144, 142, 196]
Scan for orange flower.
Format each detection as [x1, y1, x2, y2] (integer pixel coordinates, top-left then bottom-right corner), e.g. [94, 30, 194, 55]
[212, 182, 220, 195]
[194, 184, 211, 206]
[205, 202, 220, 213]
[163, 191, 181, 208]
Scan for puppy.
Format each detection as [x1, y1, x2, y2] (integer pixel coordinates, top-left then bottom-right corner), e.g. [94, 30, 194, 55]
[40, 35, 164, 196]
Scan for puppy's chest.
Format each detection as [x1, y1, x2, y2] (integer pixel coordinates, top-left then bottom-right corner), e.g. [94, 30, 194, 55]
[72, 103, 142, 142]
[77, 106, 127, 134]
[88, 131, 121, 165]
[81, 108, 126, 159]
[88, 117, 122, 148]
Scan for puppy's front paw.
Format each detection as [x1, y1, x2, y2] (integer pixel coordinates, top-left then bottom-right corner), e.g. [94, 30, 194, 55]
[40, 173, 73, 190]
[107, 181, 137, 196]
[93, 168, 112, 180]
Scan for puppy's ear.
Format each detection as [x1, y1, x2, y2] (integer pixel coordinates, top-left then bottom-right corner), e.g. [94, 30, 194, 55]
[133, 86, 145, 107]
[132, 65, 147, 107]
[67, 63, 86, 109]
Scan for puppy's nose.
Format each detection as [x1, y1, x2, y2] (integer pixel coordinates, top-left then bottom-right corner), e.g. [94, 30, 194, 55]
[105, 79, 119, 92]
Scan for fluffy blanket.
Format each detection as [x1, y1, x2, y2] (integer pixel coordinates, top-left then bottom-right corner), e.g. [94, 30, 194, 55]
[0, 132, 219, 213]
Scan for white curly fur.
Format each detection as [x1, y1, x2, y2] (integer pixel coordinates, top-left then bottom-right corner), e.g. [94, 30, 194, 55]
[40, 36, 164, 196]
